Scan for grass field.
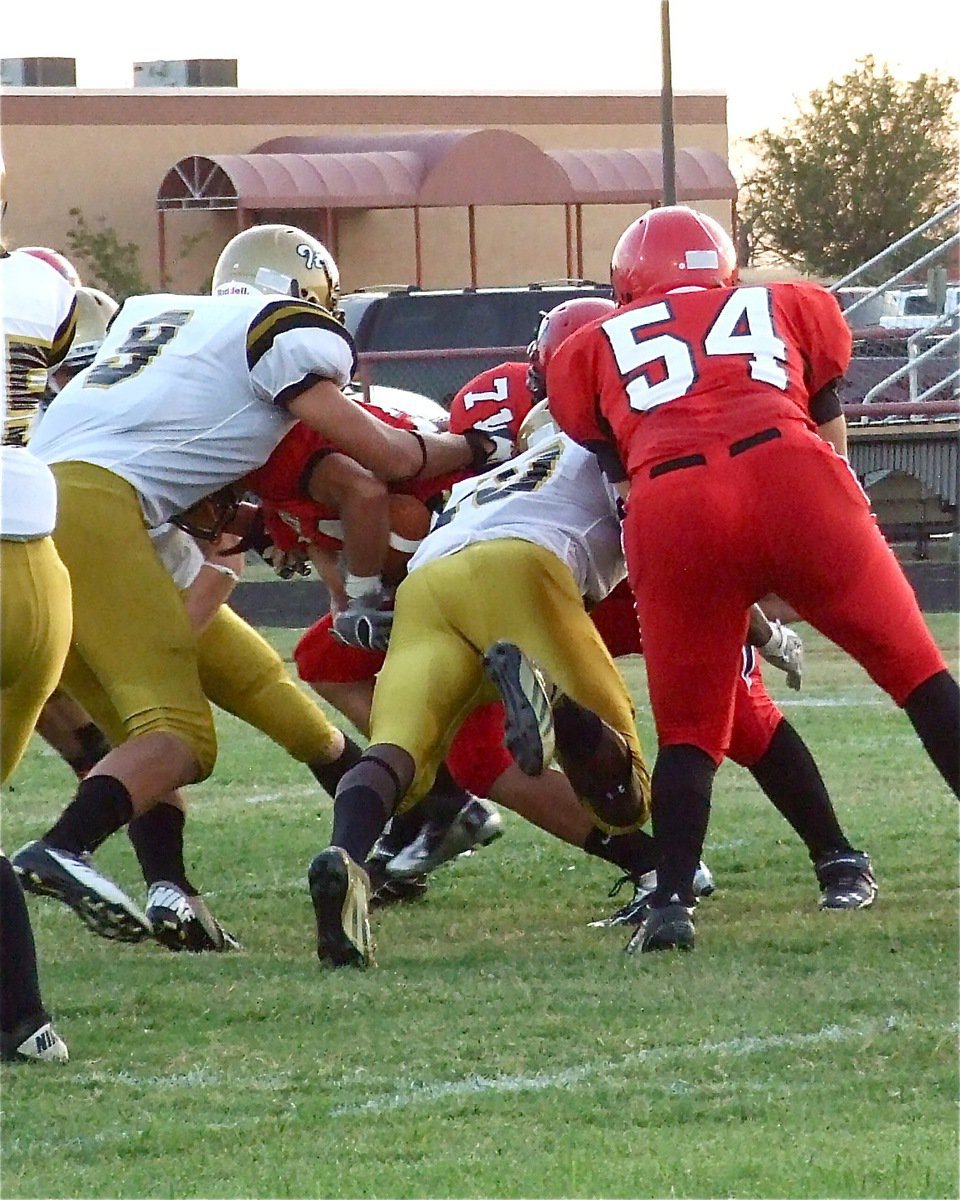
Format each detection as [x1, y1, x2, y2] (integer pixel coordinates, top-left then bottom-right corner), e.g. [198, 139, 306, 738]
[1, 616, 958, 1200]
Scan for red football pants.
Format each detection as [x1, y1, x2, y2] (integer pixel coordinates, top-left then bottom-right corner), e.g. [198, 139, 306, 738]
[624, 426, 946, 764]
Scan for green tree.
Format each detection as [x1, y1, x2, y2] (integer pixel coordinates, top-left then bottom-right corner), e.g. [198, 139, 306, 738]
[740, 57, 958, 279]
[65, 208, 150, 300]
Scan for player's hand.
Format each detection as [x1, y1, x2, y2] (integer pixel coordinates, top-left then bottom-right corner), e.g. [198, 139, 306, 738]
[331, 590, 394, 652]
[262, 543, 312, 580]
[758, 620, 803, 690]
[463, 427, 514, 470]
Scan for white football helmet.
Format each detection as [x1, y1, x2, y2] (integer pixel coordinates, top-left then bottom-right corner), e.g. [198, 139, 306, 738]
[211, 224, 341, 318]
[62, 286, 119, 371]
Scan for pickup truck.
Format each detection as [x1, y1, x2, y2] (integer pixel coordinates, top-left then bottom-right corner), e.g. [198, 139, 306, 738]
[878, 286, 959, 330]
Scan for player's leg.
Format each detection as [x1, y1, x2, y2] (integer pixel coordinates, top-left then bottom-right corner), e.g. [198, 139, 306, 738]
[452, 540, 652, 834]
[309, 560, 488, 966]
[729, 650, 877, 909]
[1, 537, 72, 1063]
[760, 437, 958, 796]
[34, 690, 111, 780]
[12, 464, 215, 941]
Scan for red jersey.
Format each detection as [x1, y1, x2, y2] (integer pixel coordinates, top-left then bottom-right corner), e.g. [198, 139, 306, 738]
[448, 362, 534, 441]
[244, 399, 467, 554]
[547, 282, 852, 477]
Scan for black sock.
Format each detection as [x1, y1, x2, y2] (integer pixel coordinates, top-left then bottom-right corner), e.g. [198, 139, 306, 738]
[749, 720, 852, 862]
[418, 763, 473, 823]
[126, 803, 196, 894]
[43, 775, 133, 855]
[584, 827, 658, 879]
[0, 855, 47, 1041]
[330, 786, 393, 865]
[649, 744, 716, 907]
[308, 734, 364, 798]
[903, 670, 960, 797]
[65, 722, 112, 779]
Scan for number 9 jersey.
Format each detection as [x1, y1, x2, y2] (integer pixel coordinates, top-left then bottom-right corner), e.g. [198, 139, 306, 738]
[546, 281, 852, 478]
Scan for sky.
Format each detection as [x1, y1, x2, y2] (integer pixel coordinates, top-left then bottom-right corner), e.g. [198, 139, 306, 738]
[4, 0, 958, 167]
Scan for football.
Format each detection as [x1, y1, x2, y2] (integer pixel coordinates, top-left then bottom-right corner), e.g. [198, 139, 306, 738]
[384, 493, 432, 585]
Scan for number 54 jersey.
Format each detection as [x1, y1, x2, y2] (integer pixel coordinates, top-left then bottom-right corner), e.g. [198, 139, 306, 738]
[408, 432, 625, 605]
[29, 291, 356, 527]
[547, 281, 852, 477]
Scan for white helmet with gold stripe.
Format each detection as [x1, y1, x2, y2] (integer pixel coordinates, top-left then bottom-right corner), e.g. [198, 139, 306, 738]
[212, 224, 341, 319]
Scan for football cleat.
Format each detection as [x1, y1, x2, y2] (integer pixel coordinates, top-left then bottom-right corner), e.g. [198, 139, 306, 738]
[145, 882, 242, 952]
[386, 797, 503, 879]
[11, 839, 152, 943]
[482, 641, 555, 775]
[365, 844, 430, 908]
[589, 861, 715, 927]
[815, 849, 878, 910]
[624, 900, 696, 954]
[308, 847, 375, 968]
[1, 1019, 69, 1065]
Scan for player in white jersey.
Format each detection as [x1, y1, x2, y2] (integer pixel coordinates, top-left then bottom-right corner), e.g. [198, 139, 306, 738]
[13, 223, 511, 943]
[307, 420, 654, 966]
[0, 187, 77, 1061]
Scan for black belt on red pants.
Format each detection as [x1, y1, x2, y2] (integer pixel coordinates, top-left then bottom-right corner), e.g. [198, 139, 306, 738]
[649, 427, 782, 479]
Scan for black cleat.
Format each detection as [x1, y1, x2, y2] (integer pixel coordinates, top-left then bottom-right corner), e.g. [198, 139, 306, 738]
[308, 847, 375, 967]
[146, 882, 242, 952]
[11, 839, 152, 943]
[589, 863, 715, 927]
[815, 849, 878, 910]
[365, 846, 429, 908]
[624, 901, 696, 954]
[482, 641, 555, 775]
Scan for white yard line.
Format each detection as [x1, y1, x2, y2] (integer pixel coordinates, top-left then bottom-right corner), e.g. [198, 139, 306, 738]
[330, 1014, 956, 1116]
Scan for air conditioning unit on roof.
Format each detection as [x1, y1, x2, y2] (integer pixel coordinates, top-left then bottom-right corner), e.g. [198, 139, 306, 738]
[1, 57, 77, 86]
[133, 59, 238, 88]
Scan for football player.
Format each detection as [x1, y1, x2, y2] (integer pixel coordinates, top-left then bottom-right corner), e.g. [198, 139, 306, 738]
[547, 205, 960, 954]
[307, 414, 655, 967]
[530, 300, 881, 923]
[1, 192, 77, 1062]
[13, 223, 513, 942]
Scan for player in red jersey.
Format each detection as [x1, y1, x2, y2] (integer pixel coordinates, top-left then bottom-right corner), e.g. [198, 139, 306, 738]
[548, 205, 959, 953]
[448, 361, 534, 442]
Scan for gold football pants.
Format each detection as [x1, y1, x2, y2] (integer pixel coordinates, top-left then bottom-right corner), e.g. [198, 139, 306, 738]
[369, 538, 649, 824]
[50, 462, 217, 778]
[1, 536, 73, 783]
[196, 604, 342, 765]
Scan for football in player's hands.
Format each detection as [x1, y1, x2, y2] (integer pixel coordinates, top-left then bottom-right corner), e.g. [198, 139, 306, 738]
[384, 493, 432, 585]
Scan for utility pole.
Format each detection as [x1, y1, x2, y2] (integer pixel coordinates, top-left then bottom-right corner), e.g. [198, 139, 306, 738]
[660, 0, 677, 206]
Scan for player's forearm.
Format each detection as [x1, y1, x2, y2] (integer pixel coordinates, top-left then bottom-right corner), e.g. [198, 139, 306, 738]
[817, 414, 848, 457]
[182, 564, 238, 634]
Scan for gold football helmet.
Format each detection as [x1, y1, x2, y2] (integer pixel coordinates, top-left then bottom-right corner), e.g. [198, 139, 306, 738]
[516, 399, 559, 452]
[62, 286, 119, 371]
[211, 224, 341, 318]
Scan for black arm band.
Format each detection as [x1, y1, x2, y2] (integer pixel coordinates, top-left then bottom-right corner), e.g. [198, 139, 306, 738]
[409, 430, 428, 478]
[810, 379, 843, 426]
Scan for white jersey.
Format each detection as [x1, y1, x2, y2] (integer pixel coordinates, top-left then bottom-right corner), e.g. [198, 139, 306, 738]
[30, 291, 356, 527]
[408, 433, 625, 604]
[0, 446, 58, 539]
[1, 249, 78, 449]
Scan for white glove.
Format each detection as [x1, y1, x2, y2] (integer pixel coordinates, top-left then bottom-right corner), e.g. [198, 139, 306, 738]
[331, 589, 394, 652]
[758, 620, 804, 691]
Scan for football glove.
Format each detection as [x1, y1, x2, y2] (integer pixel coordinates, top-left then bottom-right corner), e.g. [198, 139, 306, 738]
[758, 620, 804, 691]
[463, 427, 514, 470]
[261, 544, 312, 580]
[331, 590, 394, 652]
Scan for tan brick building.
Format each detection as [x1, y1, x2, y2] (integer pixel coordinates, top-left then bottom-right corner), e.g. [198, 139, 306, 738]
[2, 89, 734, 294]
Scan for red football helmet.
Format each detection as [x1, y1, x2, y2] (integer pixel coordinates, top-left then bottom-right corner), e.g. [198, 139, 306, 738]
[527, 297, 616, 400]
[610, 206, 737, 305]
[16, 246, 82, 288]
